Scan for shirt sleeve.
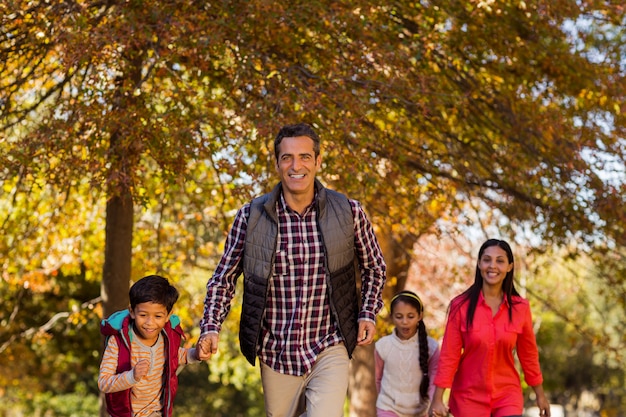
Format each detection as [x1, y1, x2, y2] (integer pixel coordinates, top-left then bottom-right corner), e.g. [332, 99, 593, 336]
[199, 205, 248, 334]
[433, 300, 464, 388]
[181, 347, 201, 364]
[351, 200, 386, 322]
[98, 337, 136, 393]
[374, 348, 384, 393]
[428, 336, 441, 400]
[516, 302, 544, 387]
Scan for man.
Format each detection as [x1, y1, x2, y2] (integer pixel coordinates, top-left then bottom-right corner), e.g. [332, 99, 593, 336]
[199, 123, 387, 417]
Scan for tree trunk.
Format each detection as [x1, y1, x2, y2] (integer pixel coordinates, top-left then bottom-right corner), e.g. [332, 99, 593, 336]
[348, 343, 377, 417]
[348, 225, 418, 415]
[101, 191, 134, 320]
[99, 190, 133, 417]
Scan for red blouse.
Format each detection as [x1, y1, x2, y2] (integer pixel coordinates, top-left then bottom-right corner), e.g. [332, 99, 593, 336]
[434, 292, 544, 417]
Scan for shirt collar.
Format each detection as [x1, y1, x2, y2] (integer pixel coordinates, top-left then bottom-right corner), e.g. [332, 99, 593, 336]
[278, 190, 318, 215]
[478, 290, 511, 307]
[393, 330, 419, 344]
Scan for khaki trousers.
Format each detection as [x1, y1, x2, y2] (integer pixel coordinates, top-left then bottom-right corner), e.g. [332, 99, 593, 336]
[260, 344, 350, 417]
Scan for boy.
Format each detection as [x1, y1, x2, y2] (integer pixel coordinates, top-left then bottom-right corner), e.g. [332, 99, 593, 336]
[98, 274, 209, 417]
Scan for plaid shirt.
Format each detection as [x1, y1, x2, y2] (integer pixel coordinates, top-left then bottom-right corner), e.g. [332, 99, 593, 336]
[201, 192, 386, 376]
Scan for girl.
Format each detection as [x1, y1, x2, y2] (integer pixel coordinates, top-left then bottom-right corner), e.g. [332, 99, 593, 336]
[375, 290, 440, 417]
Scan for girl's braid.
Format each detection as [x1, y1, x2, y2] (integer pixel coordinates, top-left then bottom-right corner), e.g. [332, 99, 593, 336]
[418, 320, 430, 400]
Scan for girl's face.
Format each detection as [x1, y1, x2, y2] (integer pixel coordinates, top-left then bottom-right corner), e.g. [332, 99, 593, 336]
[478, 245, 513, 290]
[392, 300, 422, 340]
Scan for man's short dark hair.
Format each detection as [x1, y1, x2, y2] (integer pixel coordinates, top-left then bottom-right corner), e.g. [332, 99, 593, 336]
[274, 123, 321, 159]
[129, 275, 179, 313]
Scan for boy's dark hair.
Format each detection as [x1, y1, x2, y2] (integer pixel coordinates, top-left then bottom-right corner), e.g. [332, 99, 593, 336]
[129, 275, 179, 313]
[274, 123, 321, 159]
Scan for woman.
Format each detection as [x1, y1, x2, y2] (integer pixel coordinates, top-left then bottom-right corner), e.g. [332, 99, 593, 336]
[430, 239, 551, 417]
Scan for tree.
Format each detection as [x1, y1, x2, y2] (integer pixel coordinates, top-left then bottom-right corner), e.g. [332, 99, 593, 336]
[1, 0, 625, 414]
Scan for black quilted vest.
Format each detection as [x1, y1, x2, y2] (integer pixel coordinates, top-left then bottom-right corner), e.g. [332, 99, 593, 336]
[239, 180, 358, 365]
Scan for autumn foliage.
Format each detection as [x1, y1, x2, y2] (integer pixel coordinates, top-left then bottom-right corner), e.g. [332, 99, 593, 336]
[1, 0, 625, 415]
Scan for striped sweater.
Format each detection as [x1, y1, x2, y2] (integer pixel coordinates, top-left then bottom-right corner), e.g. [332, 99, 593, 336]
[98, 310, 199, 417]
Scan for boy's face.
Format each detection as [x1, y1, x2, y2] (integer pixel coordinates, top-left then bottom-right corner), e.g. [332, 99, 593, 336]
[129, 302, 171, 346]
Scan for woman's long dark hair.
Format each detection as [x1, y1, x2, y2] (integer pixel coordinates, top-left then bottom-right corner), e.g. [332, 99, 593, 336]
[456, 239, 520, 329]
[390, 290, 430, 400]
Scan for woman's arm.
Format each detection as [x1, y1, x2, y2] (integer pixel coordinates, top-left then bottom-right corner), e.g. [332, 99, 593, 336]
[429, 386, 448, 417]
[531, 384, 551, 417]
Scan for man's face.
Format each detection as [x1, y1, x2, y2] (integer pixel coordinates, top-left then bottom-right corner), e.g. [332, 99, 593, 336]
[275, 135, 321, 200]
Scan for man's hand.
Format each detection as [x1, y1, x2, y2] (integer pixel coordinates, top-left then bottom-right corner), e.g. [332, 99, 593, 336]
[356, 320, 376, 346]
[198, 332, 219, 359]
[133, 359, 150, 382]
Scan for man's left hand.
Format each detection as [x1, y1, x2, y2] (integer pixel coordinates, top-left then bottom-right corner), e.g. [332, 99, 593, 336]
[357, 320, 376, 346]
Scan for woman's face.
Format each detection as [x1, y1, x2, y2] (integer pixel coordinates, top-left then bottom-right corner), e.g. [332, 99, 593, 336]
[478, 245, 513, 289]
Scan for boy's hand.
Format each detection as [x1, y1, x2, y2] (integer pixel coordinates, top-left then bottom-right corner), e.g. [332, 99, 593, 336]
[198, 333, 219, 360]
[133, 359, 150, 382]
[196, 338, 210, 361]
